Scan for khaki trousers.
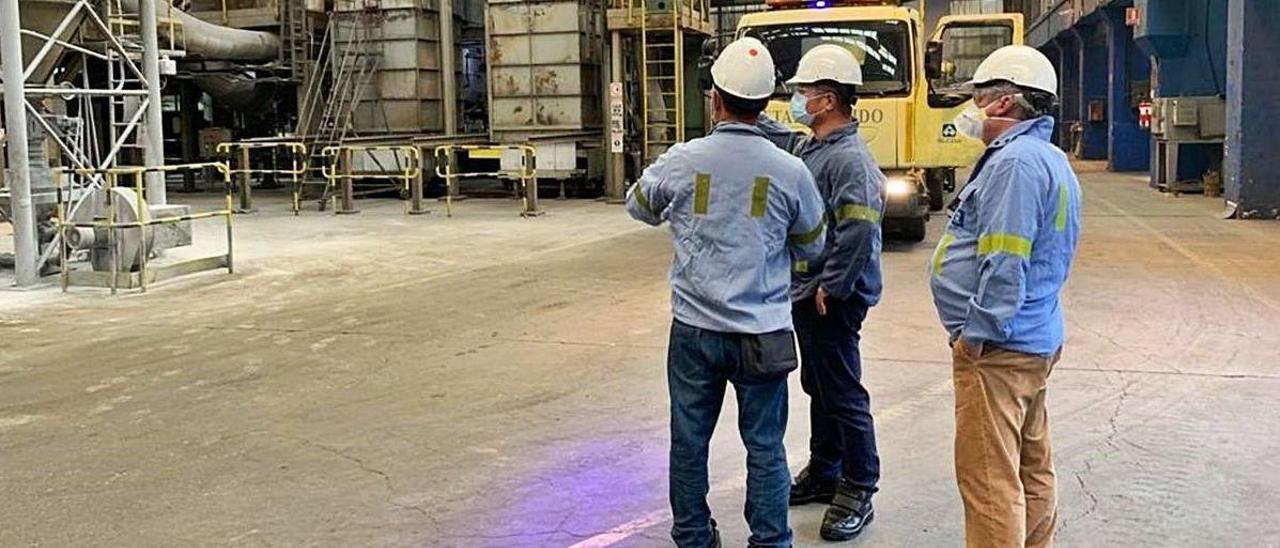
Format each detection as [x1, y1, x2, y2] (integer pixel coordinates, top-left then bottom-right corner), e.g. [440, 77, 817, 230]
[953, 344, 1060, 548]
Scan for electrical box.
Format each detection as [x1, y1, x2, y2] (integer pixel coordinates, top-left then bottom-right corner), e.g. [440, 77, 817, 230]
[1150, 96, 1226, 141]
[1171, 99, 1197, 127]
[198, 127, 232, 158]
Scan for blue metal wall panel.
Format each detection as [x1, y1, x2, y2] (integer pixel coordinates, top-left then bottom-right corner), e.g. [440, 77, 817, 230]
[1104, 7, 1151, 171]
[1078, 22, 1110, 160]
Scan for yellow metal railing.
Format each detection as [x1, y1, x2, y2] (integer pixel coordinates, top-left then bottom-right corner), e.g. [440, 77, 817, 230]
[216, 141, 308, 215]
[54, 163, 234, 294]
[320, 145, 425, 216]
[108, 0, 186, 53]
[433, 144, 541, 218]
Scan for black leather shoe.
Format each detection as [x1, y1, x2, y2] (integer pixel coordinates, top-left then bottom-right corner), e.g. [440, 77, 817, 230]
[820, 481, 874, 541]
[790, 465, 839, 506]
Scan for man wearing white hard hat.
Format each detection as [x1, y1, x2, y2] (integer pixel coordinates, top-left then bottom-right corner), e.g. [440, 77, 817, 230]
[781, 43, 887, 543]
[626, 36, 826, 548]
[929, 44, 1082, 548]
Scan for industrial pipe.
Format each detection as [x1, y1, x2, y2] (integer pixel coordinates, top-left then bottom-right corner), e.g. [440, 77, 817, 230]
[139, 0, 166, 203]
[119, 0, 280, 62]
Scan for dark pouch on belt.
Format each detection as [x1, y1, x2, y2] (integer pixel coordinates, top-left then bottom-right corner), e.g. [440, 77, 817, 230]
[740, 330, 798, 381]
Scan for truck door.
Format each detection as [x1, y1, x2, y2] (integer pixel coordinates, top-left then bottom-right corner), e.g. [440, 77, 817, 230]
[916, 14, 1024, 170]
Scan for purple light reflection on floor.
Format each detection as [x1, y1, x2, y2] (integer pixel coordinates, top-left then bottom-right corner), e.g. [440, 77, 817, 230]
[463, 431, 673, 545]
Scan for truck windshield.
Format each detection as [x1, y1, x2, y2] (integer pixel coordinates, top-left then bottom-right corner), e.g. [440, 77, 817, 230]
[743, 21, 912, 97]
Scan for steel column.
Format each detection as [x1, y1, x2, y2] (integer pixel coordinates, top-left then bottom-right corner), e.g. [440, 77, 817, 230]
[139, 0, 167, 203]
[1224, 0, 1280, 219]
[607, 30, 625, 201]
[1, 0, 38, 286]
[440, 0, 457, 136]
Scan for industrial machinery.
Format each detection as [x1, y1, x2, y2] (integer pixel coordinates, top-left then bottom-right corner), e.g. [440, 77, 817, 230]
[1148, 95, 1225, 193]
[486, 0, 613, 192]
[735, 0, 1024, 241]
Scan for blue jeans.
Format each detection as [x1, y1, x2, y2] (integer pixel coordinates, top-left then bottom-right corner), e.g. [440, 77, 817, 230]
[793, 295, 880, 492]
[667, 320, 793, 548]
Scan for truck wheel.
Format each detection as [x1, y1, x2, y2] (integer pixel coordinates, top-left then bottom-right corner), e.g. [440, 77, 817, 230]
[926, 170, 945, 212]
[902, 217, 927, 243]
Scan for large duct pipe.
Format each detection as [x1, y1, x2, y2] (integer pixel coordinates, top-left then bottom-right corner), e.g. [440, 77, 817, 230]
[119, 0, 280, 62]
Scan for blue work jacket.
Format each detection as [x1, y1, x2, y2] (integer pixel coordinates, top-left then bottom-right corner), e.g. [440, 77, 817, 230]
[791, 121, 886, 307]
[929, 116, 1083, 355]
[757, 113, 804, 155]
[627, 122, 828, 334]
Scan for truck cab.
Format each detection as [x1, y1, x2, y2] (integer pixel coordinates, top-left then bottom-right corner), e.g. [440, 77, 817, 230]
[735, 0, 1022, 241]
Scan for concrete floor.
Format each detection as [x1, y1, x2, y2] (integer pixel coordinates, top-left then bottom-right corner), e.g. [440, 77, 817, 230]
[2, 165, 1280, 547]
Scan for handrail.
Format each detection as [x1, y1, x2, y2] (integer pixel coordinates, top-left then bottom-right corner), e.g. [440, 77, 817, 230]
[320, 145, 425, 215]
[217, 141, 309, 214]
[433, 144, 542, 218]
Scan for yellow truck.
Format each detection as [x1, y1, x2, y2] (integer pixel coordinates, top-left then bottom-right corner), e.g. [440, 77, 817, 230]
[735, 0, 1023, 241]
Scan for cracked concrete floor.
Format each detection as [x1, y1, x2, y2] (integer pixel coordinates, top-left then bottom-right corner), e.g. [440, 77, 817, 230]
[2, 164, 1280, 547]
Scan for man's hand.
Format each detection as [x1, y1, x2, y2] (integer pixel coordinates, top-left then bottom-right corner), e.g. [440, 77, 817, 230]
[815, 286, 829, 316]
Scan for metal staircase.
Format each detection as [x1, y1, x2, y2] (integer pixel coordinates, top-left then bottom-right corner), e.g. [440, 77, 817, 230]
[299, 14, 380, 154]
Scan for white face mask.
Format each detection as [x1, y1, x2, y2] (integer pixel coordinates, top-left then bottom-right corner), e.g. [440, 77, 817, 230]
[953, 95, 1022, 142]
[953, 103, 986, 141]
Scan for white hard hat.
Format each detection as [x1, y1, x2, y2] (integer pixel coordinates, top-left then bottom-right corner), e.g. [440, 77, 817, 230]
[969, 45, 1057, 96]
[786, 44, 863, 86]
[711, 37, 776, 100]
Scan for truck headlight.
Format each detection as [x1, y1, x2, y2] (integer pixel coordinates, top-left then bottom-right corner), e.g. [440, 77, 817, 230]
[886, 177, 914, 197]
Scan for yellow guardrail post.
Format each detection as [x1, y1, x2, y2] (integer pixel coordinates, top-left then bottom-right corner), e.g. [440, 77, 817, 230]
[519, 145, 542, 217]
[133, 169, 148, 292]
[409, 147, 424, 215]
[55, 169, 69, 293]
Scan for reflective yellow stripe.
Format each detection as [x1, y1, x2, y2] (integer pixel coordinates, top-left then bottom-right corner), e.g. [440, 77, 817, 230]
[788, 216, 825, 246]
[834, 203, 882, 224]
[1056, 184, 1069, 232]
[977, 233, 1033, 259]
[932, 232, 956, 276]
[750, 177, 769, 218]
[693, 173, 710, 215]
[793, 260, 809, 273]
[631, 183, 651, 213]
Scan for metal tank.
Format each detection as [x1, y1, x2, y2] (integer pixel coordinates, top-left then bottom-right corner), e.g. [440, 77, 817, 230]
[334, 0, 447, 134]
[486, 0, 605, 142]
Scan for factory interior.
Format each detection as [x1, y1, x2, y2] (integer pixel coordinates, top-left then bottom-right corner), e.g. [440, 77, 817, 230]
[2, 0, 1279, 546]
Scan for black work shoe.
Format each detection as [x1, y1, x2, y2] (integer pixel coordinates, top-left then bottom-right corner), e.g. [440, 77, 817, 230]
[820, 481, 875, 541]
[790, 465, 840, 506]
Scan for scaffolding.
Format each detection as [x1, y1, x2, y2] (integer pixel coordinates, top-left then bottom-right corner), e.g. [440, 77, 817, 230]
[0, 0, 179, 284]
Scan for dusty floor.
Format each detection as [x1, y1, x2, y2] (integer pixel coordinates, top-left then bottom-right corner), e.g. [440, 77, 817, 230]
[2, 165, 1280, 547]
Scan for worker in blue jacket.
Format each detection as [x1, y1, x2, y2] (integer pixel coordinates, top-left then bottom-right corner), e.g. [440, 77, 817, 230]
[626, 37, 826, 548]
[781, 44, 886, 542]
[929, 45, 1082, 548]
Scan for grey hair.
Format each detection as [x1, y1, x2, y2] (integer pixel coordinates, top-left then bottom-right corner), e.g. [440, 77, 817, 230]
[979, 81, 1056, 119]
